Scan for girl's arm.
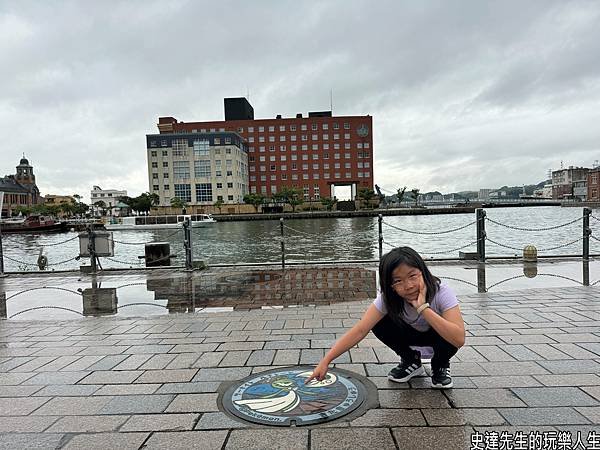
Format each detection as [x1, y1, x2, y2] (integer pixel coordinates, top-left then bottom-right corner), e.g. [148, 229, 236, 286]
[420, 305, 465, 348]
[412, 277, 465, 348]
[306, 304, 385, 382]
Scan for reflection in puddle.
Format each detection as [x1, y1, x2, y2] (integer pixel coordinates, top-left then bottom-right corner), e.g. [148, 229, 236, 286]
[0, 260, 597, 321]
[0, 267, 377, 320]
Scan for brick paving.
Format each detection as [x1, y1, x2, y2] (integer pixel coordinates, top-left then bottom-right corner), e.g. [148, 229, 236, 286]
[0, 271, 599, 449]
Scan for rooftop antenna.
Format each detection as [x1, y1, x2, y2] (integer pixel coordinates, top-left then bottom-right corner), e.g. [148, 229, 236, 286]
[330, 89, 333, 112]
[560, 160, 563, 169]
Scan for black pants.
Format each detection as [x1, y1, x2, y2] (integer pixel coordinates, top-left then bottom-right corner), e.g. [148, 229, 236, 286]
[372, 315, 458, 371]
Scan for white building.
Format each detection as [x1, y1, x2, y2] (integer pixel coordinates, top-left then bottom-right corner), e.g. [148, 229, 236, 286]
[90, 186, 127, 214]
[146, 132, 248, 208]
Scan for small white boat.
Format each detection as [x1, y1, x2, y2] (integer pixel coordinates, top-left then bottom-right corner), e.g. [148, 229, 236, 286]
[105, 214, 216, 231]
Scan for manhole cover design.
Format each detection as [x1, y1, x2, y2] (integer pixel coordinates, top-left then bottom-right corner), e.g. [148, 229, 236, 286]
[222, 366, 366, 426]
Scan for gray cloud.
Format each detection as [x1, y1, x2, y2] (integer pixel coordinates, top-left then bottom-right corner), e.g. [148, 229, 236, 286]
[1, 0, 599, 201]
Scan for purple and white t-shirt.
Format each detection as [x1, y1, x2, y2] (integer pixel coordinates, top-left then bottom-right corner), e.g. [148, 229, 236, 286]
[372, 283, 459, 358]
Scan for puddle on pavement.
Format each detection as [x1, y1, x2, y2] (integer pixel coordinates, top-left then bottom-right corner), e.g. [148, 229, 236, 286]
[0, 259, 598, 321]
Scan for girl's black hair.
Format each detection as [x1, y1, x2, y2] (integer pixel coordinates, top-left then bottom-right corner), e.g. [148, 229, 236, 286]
[379, 246, 440, 321]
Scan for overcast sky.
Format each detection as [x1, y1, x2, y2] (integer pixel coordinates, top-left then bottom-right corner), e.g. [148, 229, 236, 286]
[1, 0, 599, 202]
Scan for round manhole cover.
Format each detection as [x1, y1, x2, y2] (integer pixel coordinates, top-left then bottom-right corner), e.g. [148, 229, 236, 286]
[221, 366, 369, 426]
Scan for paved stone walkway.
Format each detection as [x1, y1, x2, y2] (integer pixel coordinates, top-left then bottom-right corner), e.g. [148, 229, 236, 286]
[1, 283, 599, 449]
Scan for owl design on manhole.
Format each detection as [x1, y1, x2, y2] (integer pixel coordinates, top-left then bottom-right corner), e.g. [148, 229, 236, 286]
[224, 368, 364, 426]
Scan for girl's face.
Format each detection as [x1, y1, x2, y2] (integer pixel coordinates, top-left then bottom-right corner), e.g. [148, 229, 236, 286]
[391, 263, 422, 302]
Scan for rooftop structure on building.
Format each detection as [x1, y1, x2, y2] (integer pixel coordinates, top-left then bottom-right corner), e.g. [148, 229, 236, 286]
[156, 97, 373, 201]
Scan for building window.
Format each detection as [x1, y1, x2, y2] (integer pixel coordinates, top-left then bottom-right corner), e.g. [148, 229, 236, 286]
[312, 134, 318, 141]
[163, 173, 169, 179]
[312, 154, 319, 160]
[323, 134, 329, 140]
[291, 145, 297, 151]
[162, 150, 168, 156]
[150, 141, 157, 148]
[269, 126, 275, 132]
[344, 153, 351, 159]
[173, 161, 190, 179]
[279, 125, 285, 131]
[152, 162, 158, 168]
[163, 162, 169, 167]
[228, 195, 234, 201]
[271, 175, 277, 181]
[164, 185, 170, 190]
[174, 184, 191, 202]
[172, 139, 188, 156]
[214, 138, 221, 145]
[344, 123, 350, 129]
[281, 174, 288, 180]
[292, 174, 298, 180]
[152, 173, 159, 179]
[225, 137, 232, 144]
[151, 150, 157, 157]
[193, 139, 210, 156]
[195, 183, 212, 202]
[248, 127, 254, 132]
[194, 160, 211, 177]
[217, 182, 223, 189]
[227, 182, 234, 188]
[270, 165, 276, 171]
[312, 144, 318, 150]
[344, 133, 350, 139]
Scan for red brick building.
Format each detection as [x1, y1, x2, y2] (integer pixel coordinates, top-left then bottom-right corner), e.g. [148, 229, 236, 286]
[588, 167, 600, 201]
[157, 98, 373, 201]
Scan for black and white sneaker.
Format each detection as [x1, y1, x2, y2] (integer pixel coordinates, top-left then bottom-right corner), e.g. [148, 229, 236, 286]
[388, 359, 425, 383]
[431, 367, 453, 389]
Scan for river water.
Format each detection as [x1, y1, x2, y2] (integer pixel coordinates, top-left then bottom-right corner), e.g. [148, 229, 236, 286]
[1, 206, 598, 272]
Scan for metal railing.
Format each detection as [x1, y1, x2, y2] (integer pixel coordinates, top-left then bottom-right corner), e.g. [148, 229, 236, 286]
[0, 208, 597, 276]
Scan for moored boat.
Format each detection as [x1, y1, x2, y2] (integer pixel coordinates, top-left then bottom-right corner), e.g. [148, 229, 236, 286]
[0, 215, 68, 233]
[105, 214, 216, 231]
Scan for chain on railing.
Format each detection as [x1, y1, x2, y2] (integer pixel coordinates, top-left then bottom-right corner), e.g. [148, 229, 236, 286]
[382, 219, 477, 235]
[486, 236, 584, 253]
[5, 286, 83, 301]
[486, 216, 582, 232]
[9, 306, 84, 319]
[419, 239, 481, 256]
[439, 276, 479, 288]
[487, 273, 584, 290]
[104, 257, 144, 266]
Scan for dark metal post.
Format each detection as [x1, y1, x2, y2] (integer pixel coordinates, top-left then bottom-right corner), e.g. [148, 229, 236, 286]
[88, 226, 97, 274]
[583, 260, 589, 287]
[476, 209, 486, 262]
[378, 214, 383, 260]
[583, 207, 591, 261]
[183, 218, 192, 271]
[477, 263, 487, 293]
[0, 223, 6, 277]
[280, 218, 285, 269]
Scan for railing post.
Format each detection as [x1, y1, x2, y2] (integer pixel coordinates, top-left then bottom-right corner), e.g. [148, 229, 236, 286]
[476, 208, 486, 262]
[280, 218, 285, 270]
[583, 207, 591, 261]
[184, 218, 193, 271]
[88, 226, 97, 274]
[0, 223, 6, 277]
[378, 214, 383, 260]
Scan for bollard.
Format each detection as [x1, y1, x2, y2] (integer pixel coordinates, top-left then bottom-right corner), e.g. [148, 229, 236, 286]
[378, 214, 383, 261]
[280, 218, 285, 270]
[87, 226, 97, 274]
[476, 209, 486, 262]
[183, 218, 193, 271]
[523, 245, 537, 262]
[583, 207, 591, 261]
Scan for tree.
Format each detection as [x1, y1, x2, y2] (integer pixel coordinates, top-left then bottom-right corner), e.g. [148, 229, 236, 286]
[93, 200, 107, 216]
[213, 198, 224, 214]
[148, 192, 160, 207]
[243, 193, 266, 213]
[396, 186, 407, 206]
[320, 197, 337, 211]
[170, 197, 187, 213]
[278, 186, 304, 212]
[410, 188, 420, 207]
[357, 187, 376, 209]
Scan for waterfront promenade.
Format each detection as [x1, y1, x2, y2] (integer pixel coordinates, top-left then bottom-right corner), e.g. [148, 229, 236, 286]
[0, 269, 599, 449]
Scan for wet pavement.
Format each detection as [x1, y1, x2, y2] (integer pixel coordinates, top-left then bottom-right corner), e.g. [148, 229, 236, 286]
[0, 261, 599, 449]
